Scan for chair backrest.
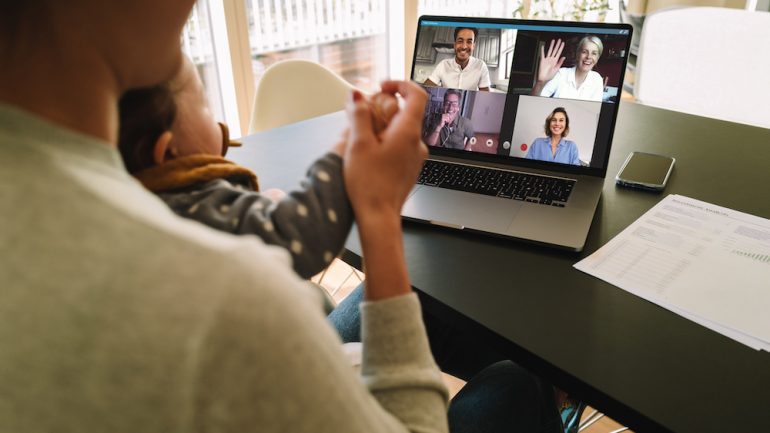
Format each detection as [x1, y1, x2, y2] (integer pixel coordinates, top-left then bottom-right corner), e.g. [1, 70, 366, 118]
[635, 7, 770, 129]
[248, 59, 357, 134]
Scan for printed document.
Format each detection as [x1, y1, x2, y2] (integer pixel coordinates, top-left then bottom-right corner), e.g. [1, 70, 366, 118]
[575, 195, 770, 351]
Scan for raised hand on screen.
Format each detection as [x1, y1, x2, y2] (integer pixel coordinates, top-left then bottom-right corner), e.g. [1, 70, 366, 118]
[537, 39, 566, 83]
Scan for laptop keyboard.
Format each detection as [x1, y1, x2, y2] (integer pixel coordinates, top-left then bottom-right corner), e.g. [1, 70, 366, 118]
[417, 160, 575, 207]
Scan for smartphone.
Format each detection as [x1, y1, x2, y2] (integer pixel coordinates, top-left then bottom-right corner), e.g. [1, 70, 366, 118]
[615, 152, 675, 191]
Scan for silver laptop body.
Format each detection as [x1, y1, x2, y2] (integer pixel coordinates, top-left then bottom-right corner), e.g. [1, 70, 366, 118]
[404, 16, 632, 251]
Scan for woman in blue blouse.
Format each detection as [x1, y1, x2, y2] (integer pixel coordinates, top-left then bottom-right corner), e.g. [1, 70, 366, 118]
[526, 107, 581, 165]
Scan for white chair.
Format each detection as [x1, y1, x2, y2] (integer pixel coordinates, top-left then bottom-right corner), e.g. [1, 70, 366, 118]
[249, 59, 363, 295]
[248, 59, 358, 134]
[635, 7, 770, 129]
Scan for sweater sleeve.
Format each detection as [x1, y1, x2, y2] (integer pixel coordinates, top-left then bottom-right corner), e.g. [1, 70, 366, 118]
[159, 153, 353, 278]
[192, 256, 449, 433]
[360, 294, 450, 432]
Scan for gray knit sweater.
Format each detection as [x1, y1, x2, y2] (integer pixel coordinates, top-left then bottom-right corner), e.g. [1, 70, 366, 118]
[0, 104, 449, 433]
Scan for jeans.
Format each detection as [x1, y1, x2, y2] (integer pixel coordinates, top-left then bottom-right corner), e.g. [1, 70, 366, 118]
[328, 284, 562, 433]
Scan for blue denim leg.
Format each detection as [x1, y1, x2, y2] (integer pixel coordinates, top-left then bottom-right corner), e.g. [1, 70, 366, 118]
[326, 282, 364, 343]
[449, 361, 561, 433]
[328, 284, 561, 433]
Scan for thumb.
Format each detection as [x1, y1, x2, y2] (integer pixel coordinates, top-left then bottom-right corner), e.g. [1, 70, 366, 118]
[557, 57, 565, 69]
[346, 90, 376, 149]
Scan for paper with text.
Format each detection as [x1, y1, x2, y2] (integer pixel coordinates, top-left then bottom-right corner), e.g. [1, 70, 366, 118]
[575, 195, 770, 351]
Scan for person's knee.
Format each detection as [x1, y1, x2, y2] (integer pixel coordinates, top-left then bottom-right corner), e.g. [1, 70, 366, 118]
[448, 361, 543, 433]
[465, 361, 540, 404]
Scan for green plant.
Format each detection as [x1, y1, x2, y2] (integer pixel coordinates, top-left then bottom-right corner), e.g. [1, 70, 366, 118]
[513, 0, 611, 21]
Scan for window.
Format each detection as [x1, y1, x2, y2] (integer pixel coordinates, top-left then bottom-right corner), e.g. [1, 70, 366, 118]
[182, 0, 390, 137]
[418, 0, 618, 22]
[418, 0, 522, 17]
[182, 0, 227, 125]
[181, 0, 621, 137]
[245, 0, 388, 91]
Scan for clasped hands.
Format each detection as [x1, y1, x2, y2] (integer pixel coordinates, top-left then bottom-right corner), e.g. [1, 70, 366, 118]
[332, 81, 429, 221]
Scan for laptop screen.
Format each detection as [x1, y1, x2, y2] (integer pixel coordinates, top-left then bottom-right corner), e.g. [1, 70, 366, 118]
[411, 16, 632, 177]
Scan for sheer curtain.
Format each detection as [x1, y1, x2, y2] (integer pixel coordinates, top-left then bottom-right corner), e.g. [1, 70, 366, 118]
[179, 0, 621, 136]
[182, 0, 227, 125]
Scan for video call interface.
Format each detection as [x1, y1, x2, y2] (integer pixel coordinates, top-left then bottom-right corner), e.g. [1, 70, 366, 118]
[412, 19, 631, 171]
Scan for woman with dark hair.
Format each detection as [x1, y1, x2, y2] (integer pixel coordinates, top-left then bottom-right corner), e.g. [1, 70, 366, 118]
[0, 1, 447, 431]
[0, 1, 568, 433]
[526, 107, 581, 165]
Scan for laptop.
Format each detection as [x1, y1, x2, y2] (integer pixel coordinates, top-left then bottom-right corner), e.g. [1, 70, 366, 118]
[404, 16, 633, 251]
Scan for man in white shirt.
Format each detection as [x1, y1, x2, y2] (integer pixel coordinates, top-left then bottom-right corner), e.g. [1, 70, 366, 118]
[424, 27, 490, 91]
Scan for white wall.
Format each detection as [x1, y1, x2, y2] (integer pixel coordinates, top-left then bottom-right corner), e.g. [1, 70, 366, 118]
[466, 91, 507, 133]
[509, 95, 602, 163]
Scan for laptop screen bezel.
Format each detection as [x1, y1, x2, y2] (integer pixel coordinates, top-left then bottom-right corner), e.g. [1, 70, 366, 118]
[411, 15, 633, 178]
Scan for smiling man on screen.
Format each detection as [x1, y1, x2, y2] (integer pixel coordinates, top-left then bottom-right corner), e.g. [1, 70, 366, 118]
[424, 27, 490, 91]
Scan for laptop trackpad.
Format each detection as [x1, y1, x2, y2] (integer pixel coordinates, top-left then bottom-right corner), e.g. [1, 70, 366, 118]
[403, 187, 522, 232]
